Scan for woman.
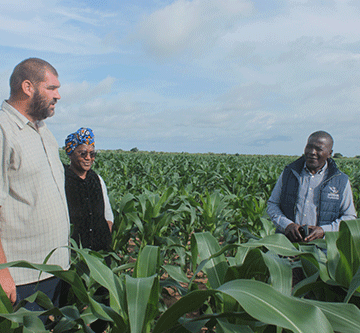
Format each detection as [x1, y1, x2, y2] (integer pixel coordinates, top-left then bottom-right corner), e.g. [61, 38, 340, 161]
[64, 127, 113, 253]
[64, 128, 112, 332]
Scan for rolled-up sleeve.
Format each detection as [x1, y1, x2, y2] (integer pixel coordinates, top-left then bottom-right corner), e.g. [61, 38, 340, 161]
[267, 172, 295, 233]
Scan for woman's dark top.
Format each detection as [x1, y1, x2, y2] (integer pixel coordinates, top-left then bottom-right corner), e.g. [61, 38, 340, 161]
[64, 165, 112, 252]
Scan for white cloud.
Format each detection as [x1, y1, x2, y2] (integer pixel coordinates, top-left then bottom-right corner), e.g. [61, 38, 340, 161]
[0, 1, 119, 54]
[3, 0, 360, 155]
[136, 0, 253, 58]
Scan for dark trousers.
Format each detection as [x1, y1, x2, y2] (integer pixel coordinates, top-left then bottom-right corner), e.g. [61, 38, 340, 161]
[15, 276, 62, 325]
[16, 276, 62, 310]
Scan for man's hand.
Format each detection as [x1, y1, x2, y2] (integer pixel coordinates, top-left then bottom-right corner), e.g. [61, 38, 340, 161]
[0, 268, 16, 304]
[305, 226, 324, 242]
[284, 223, 304, 242]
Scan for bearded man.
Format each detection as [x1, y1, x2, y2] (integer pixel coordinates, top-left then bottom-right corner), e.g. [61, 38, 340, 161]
[0, 58, 70, 310]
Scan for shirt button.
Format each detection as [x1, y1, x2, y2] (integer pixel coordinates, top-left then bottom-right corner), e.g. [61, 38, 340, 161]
[89, 228, 93, 232]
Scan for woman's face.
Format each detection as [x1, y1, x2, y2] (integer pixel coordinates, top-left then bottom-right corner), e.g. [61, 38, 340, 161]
[69, 144, 96, 174]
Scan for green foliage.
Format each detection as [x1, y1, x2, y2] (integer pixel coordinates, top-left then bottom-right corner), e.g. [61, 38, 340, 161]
[6, 152, 360, 331]
[3, 221, 360, 331]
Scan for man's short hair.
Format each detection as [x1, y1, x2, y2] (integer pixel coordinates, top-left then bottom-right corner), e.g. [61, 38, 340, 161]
[308, 130, 334, 149]
[9, 58, 58, 96]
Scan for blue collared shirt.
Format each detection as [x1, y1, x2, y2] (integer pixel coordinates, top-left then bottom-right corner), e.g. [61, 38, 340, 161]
[267, 161, 357, 233]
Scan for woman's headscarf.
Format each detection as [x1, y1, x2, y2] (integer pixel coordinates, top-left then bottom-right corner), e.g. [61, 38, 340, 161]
[65, 127, 95, 155]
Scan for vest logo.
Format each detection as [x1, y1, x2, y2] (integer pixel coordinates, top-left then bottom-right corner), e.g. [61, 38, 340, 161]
[328, 186, 340, 200]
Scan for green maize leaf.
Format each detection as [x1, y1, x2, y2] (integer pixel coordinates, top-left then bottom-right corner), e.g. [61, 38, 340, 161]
[164, 237, 186, 268]
[191, 232, 228, 289]
[178, 318, 210, 333]
[153, 289, 217, 333]
[79, 306, 100, 325]
[125, 275, 157, 333]
[77, 250, 122, 307]
[217, 279, 334, 333]
[0, 286, 13, 333]
[0, 319, 12, 332]
[126, 211, 144, 234]
[325, 231, 340, 281]
[299, 298, 360, 333]
[0, 284, 13, 314]
[19, 291, 53, 311]
[217, 319, 254, 333]
[344, 265, 360, 303]
[241, 234, 304, 257]
[0, 261, 89, 304]
[23, 314, 46, 331]
[0, 308, 45, 328]
[75, 250, 128, 330]
[163, 264, 189, 284]
[233, 246, 250, 266]
[112, 262, 136, 274]
[225, 248, 268, 283]
[133, 245, 160, 278]
[262, 251, 292, 296]
[118, 193, 136, 212]
[335, 220, 360, 287]
[227, 257, 238, 267]
[52, 306, 85, 332]
[296, 246, 330, 284]
[340, 219, 360, 250]
[291, 272, 320, 297]
[90, 304, 126, 333]
[143, 276, 161, 332]
[0, 257, 127, 331]
[183, 311, 262, 328]
[299, 253, 320, 278]
[153, 187, 175, 215]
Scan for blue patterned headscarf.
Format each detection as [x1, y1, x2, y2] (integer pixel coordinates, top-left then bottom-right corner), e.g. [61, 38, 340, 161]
[65, 127, 95, 155]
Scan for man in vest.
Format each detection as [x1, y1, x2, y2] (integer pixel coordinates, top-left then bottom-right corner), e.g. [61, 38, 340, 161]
[267, 131, 356, 242]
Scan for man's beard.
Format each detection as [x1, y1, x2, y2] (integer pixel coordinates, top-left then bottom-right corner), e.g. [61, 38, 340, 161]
[27, 90, 55, 121]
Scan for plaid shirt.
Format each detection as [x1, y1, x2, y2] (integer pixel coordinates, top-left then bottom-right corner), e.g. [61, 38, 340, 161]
[0, 101, 70, 285]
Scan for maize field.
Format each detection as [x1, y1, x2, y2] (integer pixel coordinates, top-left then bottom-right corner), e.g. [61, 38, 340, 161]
[1, 151, 360, 332]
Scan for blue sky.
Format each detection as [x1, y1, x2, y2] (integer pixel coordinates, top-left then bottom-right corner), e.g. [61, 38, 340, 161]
[1, 0, 360, 156]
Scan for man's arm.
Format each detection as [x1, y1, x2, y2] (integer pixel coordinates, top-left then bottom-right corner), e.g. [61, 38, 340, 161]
[0, 231, 16, 304]
[267, 172, 304, 242]
[267, 172, 296, 232]
[0, 130, 15, 302]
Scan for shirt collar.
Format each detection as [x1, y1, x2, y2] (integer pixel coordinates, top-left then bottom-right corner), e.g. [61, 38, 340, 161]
[304, 160, 328, 175]
[1, 100, 45, 131]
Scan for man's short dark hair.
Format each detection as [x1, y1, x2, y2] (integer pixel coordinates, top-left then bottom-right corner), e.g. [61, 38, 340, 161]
[9, 58, 58, 96]
[308, 130, 334, 149]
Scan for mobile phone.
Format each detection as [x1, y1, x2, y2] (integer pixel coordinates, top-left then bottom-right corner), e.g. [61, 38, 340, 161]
[299, 225, 309, 238]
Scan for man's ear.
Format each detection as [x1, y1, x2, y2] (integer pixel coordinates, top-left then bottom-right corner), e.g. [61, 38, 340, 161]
[21, 80, 34, 98]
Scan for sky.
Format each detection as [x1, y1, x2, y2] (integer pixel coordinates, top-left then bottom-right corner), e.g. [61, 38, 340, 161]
[1, 0, 360, 156]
